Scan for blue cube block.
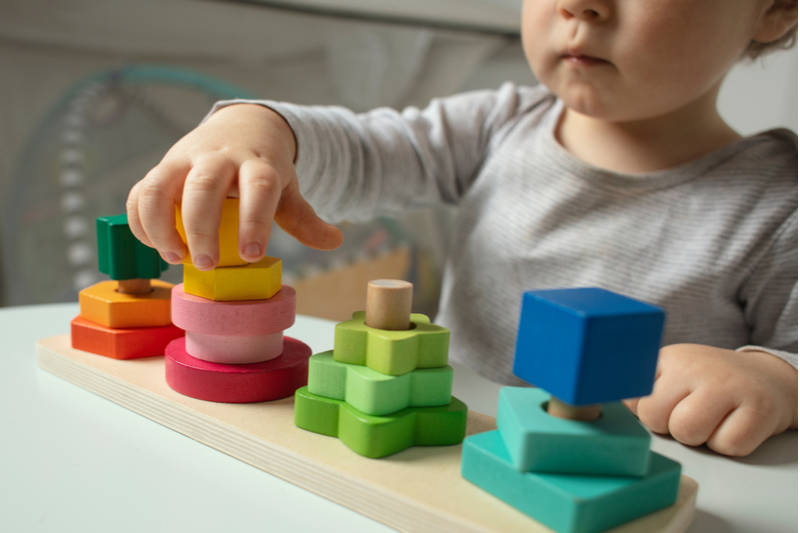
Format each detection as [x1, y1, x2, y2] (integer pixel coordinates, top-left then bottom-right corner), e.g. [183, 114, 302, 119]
[461, 430, 681, 533]
[497, 387, 651, 476]
[513, 288, 665, 405]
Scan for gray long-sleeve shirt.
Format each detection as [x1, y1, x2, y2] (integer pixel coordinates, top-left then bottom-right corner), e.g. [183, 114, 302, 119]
[209, 83, 798, 386]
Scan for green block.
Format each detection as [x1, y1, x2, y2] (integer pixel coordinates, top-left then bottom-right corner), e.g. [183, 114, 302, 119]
[461, 430, 681, 533]
[97, 215, 168, 280]
[294, 386, 467, 458]
[308, 351, 453, 416]
[497, 387, 651, 476]
[333, 311, 450, 375]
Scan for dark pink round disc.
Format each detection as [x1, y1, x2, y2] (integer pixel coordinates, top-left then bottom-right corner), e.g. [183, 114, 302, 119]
[165, 336, 311, 403]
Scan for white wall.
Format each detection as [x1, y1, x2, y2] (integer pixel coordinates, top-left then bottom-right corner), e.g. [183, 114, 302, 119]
[719, 46, 798, 135]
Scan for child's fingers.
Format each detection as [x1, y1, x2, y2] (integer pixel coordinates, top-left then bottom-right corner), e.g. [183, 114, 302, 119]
[126, 181, 153, 249]
[133, 161, 191, 263]
[180, 156, 237, 270]
[706, 406, 776, 456]
[622, 398, 640, 416]
[275, 182, 344, 251]
[634, 379, 692, 435]
[237, 159, 282, 262]
[667, 387, 735, 447]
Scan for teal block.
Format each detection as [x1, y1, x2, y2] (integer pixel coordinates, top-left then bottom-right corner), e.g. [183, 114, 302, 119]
[461, 430, 681, 533]
[308, 351, 453, 416]
[333, 311, 450, 375]
[97, 214, 168, 280]
[497, 387, 651, 476]
[294, 387, 467, 458]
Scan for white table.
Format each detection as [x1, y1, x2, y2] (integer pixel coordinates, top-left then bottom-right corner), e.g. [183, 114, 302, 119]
[2, 303, 797, 532]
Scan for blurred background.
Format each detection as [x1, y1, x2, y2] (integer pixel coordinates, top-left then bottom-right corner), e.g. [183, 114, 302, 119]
[0, 0, 796, 321]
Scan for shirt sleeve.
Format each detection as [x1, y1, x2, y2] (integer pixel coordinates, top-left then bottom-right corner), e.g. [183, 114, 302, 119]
[201, 83, 551, 223]
[737, 209, 798, 369]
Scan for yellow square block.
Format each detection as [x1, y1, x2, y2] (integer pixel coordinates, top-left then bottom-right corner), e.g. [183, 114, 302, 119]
[175, 198, 248, 267]
[79, 280, 174, 328]
[184, 257, 282, 301]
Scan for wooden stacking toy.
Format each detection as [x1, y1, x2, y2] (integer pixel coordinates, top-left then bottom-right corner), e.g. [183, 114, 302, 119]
[164, 198, 311, 403]
[461, 288, 681, 533]
[71, 215, 184, 359]
[294, 279, 468, 458]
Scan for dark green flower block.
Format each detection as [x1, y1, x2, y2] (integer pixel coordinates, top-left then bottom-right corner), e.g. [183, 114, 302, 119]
[333, 311, 450, 376]
[294, 386, 467, 458]
[97, 214, 168, 280]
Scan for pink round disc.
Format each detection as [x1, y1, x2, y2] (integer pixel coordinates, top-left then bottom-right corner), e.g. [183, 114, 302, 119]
[165, 336, 310, 403]
[171, 283, 296, 336]
[185, 330, 284, 365]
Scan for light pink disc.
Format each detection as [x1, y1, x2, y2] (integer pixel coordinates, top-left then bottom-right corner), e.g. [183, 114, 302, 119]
[165, 336, 311, 403]
[171, 283, 296, 336]
[185, 330, 284, 364]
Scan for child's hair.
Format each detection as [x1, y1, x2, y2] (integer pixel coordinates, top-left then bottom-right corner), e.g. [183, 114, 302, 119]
[744, 0, 798, 59]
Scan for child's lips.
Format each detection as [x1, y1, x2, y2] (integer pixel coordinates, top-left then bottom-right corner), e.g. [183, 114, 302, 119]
[562, 53, 609, 67]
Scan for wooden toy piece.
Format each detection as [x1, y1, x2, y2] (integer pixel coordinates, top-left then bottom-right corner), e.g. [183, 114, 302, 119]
[37, 334, 698, 533]
[462, 430, 682, 533]
[171, 283, 296, 336]
[97, 214, 168, 281]
[496, 387, 651, 476]
[333, 311, 449, 376]
[117, 278, 152, 295]
[165, 336, 310, 403]
[294, 386, 467, 458]
[514, 288, 665, 406]
[365, 279, 413, 330]
[185, 330, 284, 365]
[70, 316, 184, 360]
[175, 197, 248, 267]
[79, 280, 174, 328]
[184, 256, 282, 301]
[547, 398, 601, 421]
[307, 351, 453, 416]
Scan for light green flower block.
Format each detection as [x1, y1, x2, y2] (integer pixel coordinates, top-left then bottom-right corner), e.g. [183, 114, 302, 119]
[333, 311, 450, 376]
[308, 351, 453, 416]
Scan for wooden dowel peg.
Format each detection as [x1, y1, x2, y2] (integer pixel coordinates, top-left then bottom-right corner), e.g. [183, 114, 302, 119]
[118, 278, 152, 295]
[365, 279, 413, 331]
[547, 396, 601, 421]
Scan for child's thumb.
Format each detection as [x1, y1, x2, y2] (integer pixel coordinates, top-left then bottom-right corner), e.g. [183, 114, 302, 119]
[275, 186, 343, 251]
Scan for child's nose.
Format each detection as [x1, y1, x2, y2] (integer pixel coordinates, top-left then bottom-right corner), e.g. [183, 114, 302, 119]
[557, 0, 611, 23]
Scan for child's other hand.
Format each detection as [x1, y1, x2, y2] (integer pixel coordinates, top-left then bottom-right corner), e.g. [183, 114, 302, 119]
[127, 103, 342, 270]
[624, 344, 798, 456]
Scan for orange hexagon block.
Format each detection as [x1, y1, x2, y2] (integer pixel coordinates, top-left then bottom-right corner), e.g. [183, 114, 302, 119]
[184, 256, 282, 301]
[71, 316, 184, 359]
[79, 280, 174, 328]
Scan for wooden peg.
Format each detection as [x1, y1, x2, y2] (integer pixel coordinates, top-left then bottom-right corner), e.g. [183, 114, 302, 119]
[547, 396, 601, 421]
[365, 279, 413, 331]
[117, 278, 152, 295]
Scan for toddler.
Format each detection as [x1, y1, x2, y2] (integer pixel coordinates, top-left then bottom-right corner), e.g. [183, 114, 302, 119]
[127, 0, 798, 456]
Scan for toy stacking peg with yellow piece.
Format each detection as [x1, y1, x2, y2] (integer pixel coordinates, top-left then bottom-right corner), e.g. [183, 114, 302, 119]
[165, 197, 311, 404]
[71, 214, 183, 360]
[294, 279, 468, 458]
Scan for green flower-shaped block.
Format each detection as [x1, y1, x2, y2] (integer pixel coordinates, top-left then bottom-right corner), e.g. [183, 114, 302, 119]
[294, 387, 468, 458]
[308, 351, 453, 416]
[333, 311, 450, 376]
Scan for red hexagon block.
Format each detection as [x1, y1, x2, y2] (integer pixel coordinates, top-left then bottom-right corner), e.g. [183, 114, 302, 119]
[71, 315, 184, 359]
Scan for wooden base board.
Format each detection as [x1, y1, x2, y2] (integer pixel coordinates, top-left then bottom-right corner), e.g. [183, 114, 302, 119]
[36, 334, 697, 533]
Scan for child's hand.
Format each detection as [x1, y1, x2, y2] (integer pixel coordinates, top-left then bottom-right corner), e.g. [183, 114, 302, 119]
[624, 344, 798, 456]
[127, 103, 342, 270]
